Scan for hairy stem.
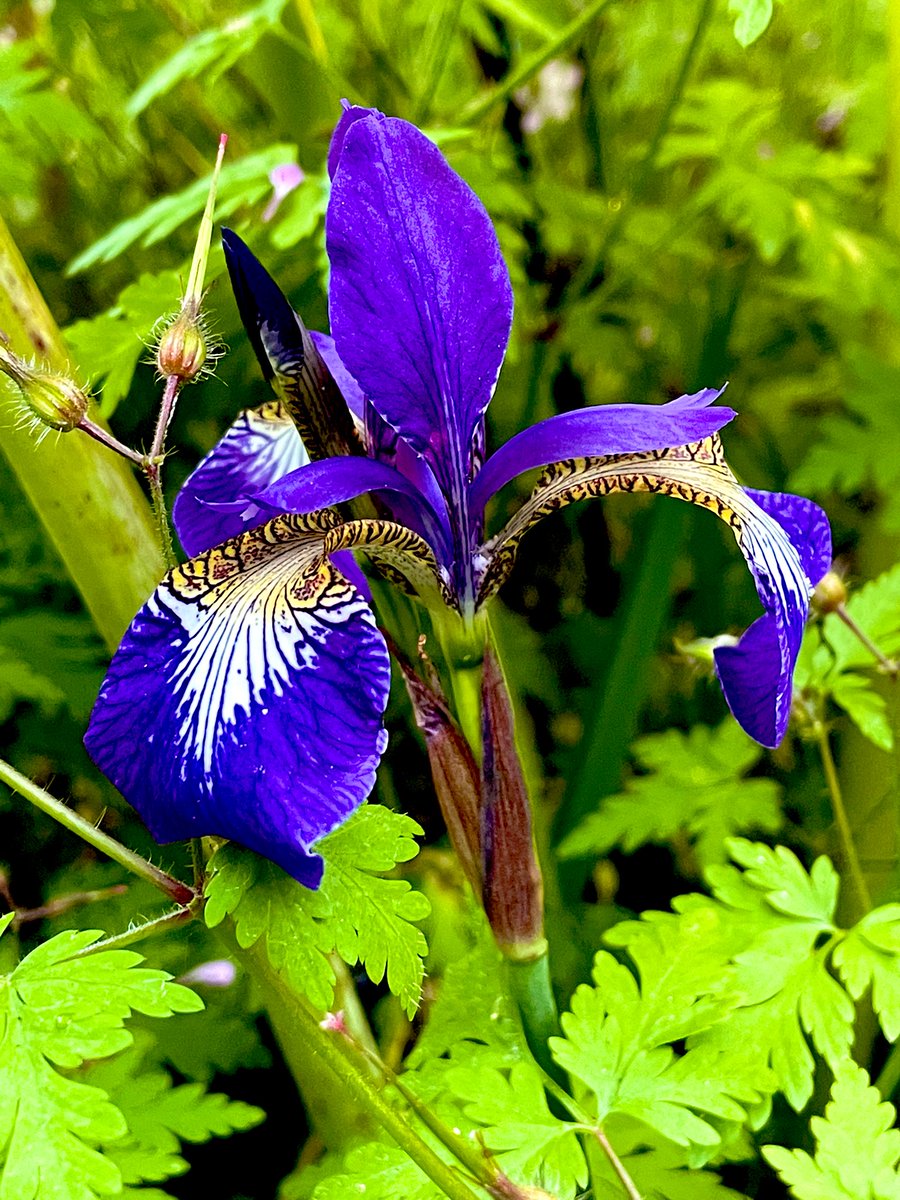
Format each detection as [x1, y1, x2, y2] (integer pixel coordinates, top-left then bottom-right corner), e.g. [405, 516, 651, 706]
[72, 906, 196, 957]
[0, 758, 195, 906]
[0, 214, 164, 649]
[815, 725, 872, 921]
[231, 937, 484, 1200]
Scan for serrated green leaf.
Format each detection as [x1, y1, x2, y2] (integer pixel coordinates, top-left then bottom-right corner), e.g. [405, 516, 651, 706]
[763, 1064, 900, 1199]
[446, 1060, 587, 1197]
[833, 907, 900, 1041]
[204, 805, 429, 1016]
[87, 1039, 264, 1186]
[560, 722, 781, 868]
[0, 929, 202, 1200]
[551, 947, 763, 1149]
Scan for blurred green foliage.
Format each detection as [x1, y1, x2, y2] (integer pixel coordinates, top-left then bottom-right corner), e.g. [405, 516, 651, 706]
[3, 0, 900, 1196]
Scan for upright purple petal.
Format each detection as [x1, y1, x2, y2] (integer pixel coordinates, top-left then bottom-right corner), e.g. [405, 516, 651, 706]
[174, 402, 308, 557]
[327, 112, 514, 517]
[85, 514, 390, 888]
[469, 388, 735, 516]
[327, 102, 383, 179]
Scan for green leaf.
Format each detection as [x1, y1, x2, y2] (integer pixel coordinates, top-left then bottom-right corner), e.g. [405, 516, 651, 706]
[68, 144, 296, 273]
[833, 906, 900, 1041]
[86, 1038, 264, 1186]
[763, 1064, 900, 1199]
[305, 1141, 442, 1200]
[204, 805, 429, 1016]
[0, 612, 105, 722]
[551, 948, 763, 1150]
[728, 0, 774, 47]
[127, 0, 288, 117]
[446, 1060, 587, 1198]
[559, 722, 782, 869]
[0, 925, 201, 1200]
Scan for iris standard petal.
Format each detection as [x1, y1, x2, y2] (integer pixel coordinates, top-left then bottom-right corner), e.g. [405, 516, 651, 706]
[477, 435, 823, 747]
[327, 111, 514, 514]
[469, 387, 735, 516]
[327, 101, 381, 180]
[84, 513, 390, 888]
[222, 228, 363, 460]
[174, 402, 308, 557]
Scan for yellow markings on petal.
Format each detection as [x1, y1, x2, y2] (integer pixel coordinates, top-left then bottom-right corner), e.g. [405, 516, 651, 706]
[476, 435, 801, 608]
[326, 517, 456, 610]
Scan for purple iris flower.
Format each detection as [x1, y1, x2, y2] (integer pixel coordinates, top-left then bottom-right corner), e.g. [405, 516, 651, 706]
[85, 104, 832, 887]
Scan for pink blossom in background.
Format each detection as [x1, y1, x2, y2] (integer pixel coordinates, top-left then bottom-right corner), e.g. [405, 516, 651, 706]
[263, 162, 305, 222]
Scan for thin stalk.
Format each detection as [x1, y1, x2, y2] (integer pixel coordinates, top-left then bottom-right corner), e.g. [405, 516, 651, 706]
[0, 213, 165, 649]
[815, 725, 872, 921]
[460, 0, 616, 125]
[835, 604, 899, 675]
[77, 417, 145, 465]
[71, 906, 196, 957]
[292, 0, 328, 62]
[143, 372, 181, 568]
[234, 938, 484, 1200]
[414, 0, 464, 122]
[876, 1039, 900, 1100]
[0, 758, 195, 906]
[574, 0, 714, 294]
[11, 883, 128, 926]
[594, 1129, 642, 1200]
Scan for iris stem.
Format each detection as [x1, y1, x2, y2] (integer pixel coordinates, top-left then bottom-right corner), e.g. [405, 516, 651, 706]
[0, 758, 196, 907]
[814, 724, 872, 922]
[461, 0, 616, 125]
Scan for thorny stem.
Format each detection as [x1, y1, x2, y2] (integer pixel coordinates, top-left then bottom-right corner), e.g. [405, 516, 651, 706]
[835, 603, 900, 675]
[0, 758, 195, 907]
[814, 724, 872, 921]
[71, 906, 196, 957]
[594, 1129, 643, 1200]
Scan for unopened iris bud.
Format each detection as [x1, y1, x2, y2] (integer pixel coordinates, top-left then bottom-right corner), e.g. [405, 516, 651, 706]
[812, 569, 847, 615]
[156, 307, 208, 381]
[0, 345, 89, 434]
[481, 646, 545, 960]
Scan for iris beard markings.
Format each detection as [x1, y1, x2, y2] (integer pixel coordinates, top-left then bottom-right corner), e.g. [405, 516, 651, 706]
[158, 513, 368, 776]
[475, 435, 812, 612]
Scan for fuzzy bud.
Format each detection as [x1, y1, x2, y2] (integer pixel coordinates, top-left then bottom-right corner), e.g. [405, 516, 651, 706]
[0, 345, 88, 433]
[156, 308, 208, 381]
[812, 570, 848, 615]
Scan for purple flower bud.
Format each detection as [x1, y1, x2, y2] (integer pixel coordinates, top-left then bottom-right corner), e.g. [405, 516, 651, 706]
[179, 958, 237, 987]
[480, 646, 545, 959]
